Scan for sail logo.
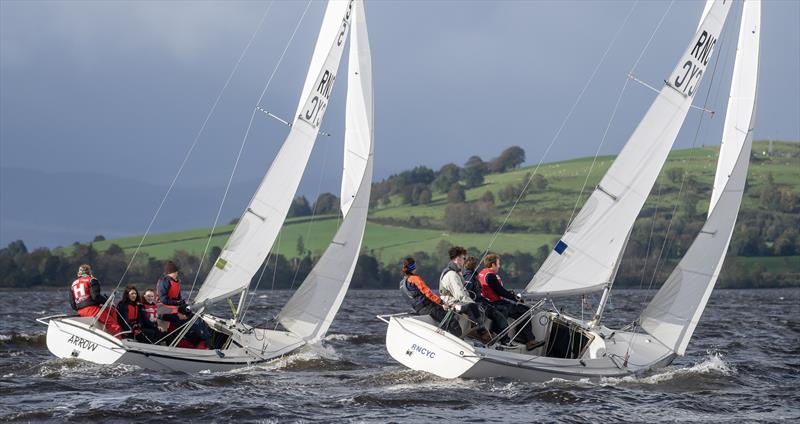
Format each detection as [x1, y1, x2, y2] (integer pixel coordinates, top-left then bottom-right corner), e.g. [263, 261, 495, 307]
[67, 335, 98, 352]
[300, 0, 354, 129]
[672, 30, 717, 97]
[406, 343, 436, 359]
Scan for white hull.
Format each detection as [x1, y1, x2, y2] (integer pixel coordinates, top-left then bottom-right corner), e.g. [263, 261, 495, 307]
[41, 313, 306, 373]
[385, 314, 675, 383]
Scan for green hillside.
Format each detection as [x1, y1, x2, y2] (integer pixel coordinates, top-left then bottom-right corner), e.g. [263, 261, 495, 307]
[87, 141, 798, 273]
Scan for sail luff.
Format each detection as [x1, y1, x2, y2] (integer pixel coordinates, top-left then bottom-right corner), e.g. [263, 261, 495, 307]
[193, 1, 355, 306]
[525, 0, 733, 297]
[710, 0, 760, 215]
[277, 0, 373, 342]
[641, 0, 759, 355]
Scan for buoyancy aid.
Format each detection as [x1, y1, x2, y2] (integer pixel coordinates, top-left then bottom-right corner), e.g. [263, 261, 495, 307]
[71, 276, 97, 310]
[478, 268, 504, 303]
[166, 277, 181, 301]
[141, 302, 158, 324]
[399, 277, 426, 309]
[123, 303, 141, 334]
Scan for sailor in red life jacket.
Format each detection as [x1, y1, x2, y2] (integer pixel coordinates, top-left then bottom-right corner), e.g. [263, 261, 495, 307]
[116, 285, 144, 341]
[478, 254, 543, 350]
[139, 289, 163, 343]
[157, 261, 184, 315]
[69, 264, 123, 338]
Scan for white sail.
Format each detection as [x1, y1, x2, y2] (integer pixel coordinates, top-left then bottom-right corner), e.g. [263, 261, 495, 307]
[277, 0, 373, 342]
[194, 1, 355, 306]
[641, 0, 759, 356]
[710, 0, 760, 215]
[526, 0, 732, 297]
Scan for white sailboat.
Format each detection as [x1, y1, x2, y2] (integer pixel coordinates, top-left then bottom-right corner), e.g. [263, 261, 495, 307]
[40, 0, 374, 373]
[383, 0, 759, 381]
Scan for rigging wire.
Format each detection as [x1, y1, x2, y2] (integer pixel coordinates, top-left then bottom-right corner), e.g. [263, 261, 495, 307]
[111, 1, 276, 293]
[565, 0, 676, 226]
[187, 0, 314, 300]
[476, 0, 641, 265]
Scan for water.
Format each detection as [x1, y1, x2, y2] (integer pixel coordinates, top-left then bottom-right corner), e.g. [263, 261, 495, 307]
[1, 289, 798, 422]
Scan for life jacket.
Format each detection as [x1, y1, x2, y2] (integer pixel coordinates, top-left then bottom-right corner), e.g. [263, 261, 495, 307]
[71, 276, 98, 310]
[478, 268, 504, 303]
[123, 303, 141, 334]
[399, 276, 426, 309]
[141, 302, 158, 323]
[166, 277, 181, 301]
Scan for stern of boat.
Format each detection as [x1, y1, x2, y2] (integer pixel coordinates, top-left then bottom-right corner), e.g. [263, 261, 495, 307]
[383, 314, 479, 379]
[39, 315, 125, 365]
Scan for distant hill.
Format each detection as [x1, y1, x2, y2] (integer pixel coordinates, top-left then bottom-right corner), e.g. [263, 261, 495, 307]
[69, 140, 800, 289]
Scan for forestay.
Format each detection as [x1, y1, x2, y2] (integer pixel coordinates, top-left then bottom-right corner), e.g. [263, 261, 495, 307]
[194, 1, 355, 306]
[277, 0, 373, 342]
[526, 0, 732, 297]
[641, 0, 759, 356]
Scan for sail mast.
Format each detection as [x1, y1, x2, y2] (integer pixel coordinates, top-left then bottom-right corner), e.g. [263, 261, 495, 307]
[525, 0, 733, 297]
[277, 0, 373, 342]
[193, 1, 355, 307]
[641, 0, 760, 355]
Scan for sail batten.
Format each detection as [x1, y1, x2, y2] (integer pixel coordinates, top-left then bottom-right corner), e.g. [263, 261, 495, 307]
[641, 0, 759, 355]
[194, 1, 355, 306]
[525, 0, 733, 297]
[277, 0, 373, 342]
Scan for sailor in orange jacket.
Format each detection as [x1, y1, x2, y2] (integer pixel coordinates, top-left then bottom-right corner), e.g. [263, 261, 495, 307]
[399, 257, 462, 337]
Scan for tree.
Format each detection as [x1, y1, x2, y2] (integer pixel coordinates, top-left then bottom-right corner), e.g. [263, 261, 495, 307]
[462, 165, 485, 188]
[530, 174, 548, 192]
[432, 163, 461, 193]
[444, 201, 495, 232]
[313, 193, 340, 214]
[666, 167, 684, 184]
[447, 183, 466, 203]
[464, 155, 486, 171]
[418, 189, 432, 204]
[760, 173, 780, 210]
[488, 146, 525, 173]
[498, 184, 518, 203]
[296, 236, 306, 257]
[480, 190, 495, 205]
[288, 196, 312, 217]
[93, 235, 106, 242]
[778, 189, 797, 213]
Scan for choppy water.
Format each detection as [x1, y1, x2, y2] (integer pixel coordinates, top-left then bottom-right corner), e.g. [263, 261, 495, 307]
[1, 288, 798, 423]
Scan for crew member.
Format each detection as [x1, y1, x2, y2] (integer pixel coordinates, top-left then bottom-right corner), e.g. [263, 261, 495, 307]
[463, 256, 510, 343]
[157, 261, 183, 315]
[117, 285, 145, 341]
[439, 246, 491, 343]
[69, 264, 123, 338]
[479, 254, 542, 350]
[399, 257, 462, 337]
[140, 289, 162, 343]
[161, 305, 212, 349]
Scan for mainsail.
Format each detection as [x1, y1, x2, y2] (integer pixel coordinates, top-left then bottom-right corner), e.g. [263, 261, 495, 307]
[526, 0, 732, 297]
[194, 1, 355, 306]
[641, 0, 760, 355]
[277, 0, 373, 342]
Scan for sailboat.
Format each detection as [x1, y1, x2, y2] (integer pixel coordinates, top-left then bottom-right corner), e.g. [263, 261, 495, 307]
[382, 0, 759, 381]
[39, 0, 374, 373]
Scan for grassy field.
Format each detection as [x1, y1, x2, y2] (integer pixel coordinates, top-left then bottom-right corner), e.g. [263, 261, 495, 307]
[84, 141, 798, 269]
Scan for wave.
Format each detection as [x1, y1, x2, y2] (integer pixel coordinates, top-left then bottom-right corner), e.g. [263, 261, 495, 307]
[600, 352, 735, 385]
[323, 333, 384, 345]
[0, 332, 46, 347]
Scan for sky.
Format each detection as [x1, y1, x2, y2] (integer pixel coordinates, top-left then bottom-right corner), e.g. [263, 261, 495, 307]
[1, 0, 799, 248]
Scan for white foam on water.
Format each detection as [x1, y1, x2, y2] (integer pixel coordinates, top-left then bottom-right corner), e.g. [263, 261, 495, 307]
[600, 352, 734, 385]
[324, 333, 355, 341]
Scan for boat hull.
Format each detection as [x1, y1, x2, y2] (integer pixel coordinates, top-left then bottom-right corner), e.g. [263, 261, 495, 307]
[386, 314, 676, 382]
[41, 314, 307, 373]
